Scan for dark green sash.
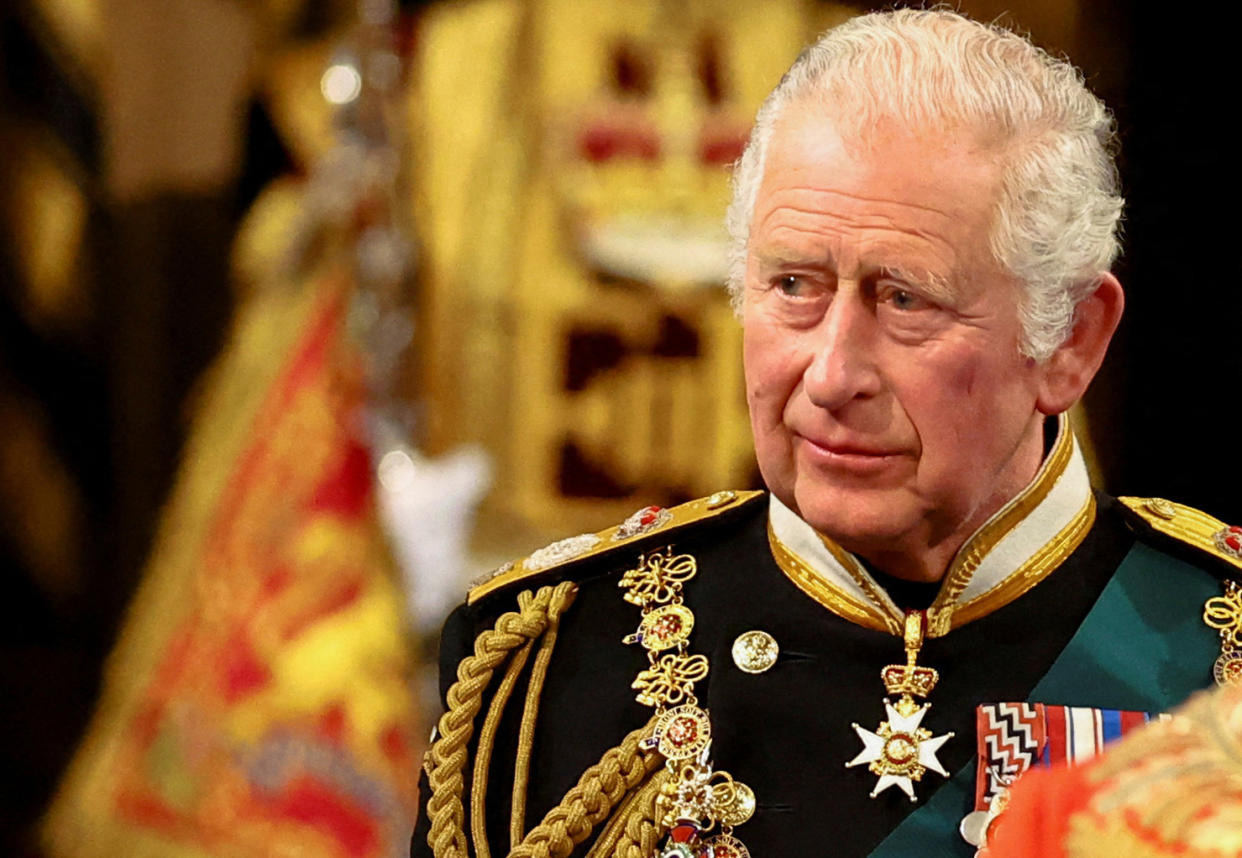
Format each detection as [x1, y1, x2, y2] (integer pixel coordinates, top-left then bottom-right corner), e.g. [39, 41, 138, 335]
[868, 542, 1220, 857]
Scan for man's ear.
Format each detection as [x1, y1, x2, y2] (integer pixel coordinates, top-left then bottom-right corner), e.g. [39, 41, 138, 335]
[1036, 272, 1125, 415]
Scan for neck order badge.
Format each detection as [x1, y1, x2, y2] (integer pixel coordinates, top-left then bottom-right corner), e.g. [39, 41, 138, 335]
[847, 610, 955, 800]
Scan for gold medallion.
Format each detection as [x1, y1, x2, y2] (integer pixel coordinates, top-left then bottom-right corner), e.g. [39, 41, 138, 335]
[654, 703, 713, 761]
[700, 834, 751, 857]
[1214, 651, 1242, 686]
[714, 780, 756, 827]
[625, 603, 695, 652]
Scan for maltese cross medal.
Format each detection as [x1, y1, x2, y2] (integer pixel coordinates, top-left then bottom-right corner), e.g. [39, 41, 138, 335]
[846, 610, 954, 801]
[846, 697, 953, 801]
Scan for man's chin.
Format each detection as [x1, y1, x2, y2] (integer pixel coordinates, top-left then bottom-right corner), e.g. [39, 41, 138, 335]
[791, 486, 919, 553]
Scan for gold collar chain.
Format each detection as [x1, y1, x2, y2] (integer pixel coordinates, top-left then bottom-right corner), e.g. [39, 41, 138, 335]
[1204, 580, 1242, 686]
[620, 546, 755, 857]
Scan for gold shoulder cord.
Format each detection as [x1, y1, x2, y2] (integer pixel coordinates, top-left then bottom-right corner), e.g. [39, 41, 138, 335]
[423, 544, 759, 858]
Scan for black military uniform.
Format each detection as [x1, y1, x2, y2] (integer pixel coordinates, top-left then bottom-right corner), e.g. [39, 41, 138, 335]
[411, 423, 1242, 858]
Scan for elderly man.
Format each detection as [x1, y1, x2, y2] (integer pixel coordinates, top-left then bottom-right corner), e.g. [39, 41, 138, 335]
[412, 10, 1242, 858]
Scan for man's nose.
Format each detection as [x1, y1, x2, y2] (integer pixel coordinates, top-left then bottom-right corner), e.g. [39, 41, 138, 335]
[803, 290, 882, 410]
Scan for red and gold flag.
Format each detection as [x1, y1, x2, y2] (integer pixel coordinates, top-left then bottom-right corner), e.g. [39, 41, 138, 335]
[45, 269, 419, 858]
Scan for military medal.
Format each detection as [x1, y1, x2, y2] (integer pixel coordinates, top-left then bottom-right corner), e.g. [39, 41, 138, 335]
[846, 610, 954, 800]
[620, 547, 755, 857]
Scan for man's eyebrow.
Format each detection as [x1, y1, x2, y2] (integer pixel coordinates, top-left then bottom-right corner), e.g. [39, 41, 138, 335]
[881, 265, 953, 299]
[753, 249, 832, 269]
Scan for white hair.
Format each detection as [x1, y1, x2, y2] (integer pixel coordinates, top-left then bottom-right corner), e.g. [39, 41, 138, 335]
[726, 8, 1123, 360]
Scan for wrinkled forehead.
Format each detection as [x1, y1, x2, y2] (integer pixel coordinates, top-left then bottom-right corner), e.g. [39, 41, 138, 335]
[748, 102, 1018, 300]
[757, 102, 1008, 231]
[772, 91, 1009, 169]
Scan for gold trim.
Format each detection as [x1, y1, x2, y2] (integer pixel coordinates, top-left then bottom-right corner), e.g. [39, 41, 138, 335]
[1119, 496, 1242, 572]
[469, 490, 764, 604]
[931, 416, 1074, 619]
[950, 493, 1096, 628]
[816, 533, 898, 620]
[768, 522, 898, 635]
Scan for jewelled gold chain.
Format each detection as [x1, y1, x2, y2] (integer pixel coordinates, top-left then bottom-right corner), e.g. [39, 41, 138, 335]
[1203, 580, 1242, 686]
[620, 546, 755, 858]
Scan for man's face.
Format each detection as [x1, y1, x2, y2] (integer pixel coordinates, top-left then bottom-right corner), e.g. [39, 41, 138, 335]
[742, 108, 1050, 573]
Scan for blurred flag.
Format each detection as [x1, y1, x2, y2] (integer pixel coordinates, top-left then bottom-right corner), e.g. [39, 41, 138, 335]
[44, 268, 419, 858]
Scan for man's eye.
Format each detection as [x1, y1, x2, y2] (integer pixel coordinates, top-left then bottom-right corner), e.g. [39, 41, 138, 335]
[776, 275, 809, 296]
[878, 282, 931, 312]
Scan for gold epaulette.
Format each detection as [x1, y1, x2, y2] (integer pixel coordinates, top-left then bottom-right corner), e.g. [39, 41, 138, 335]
[1119, 496, 1242, 572]
[468, 490, 764, 605]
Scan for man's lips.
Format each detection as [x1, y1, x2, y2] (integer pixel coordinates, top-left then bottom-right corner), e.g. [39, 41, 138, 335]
[794, 433, 910, 471]
[797, 434, 904, 457]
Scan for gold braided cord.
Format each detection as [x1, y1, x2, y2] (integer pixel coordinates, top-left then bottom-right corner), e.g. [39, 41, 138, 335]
[585, 768, 668, 858]
[471, 635, 535, 858]
[581, 777, 643, 858]
[425, 583, 578, 858]
[425, 578, 662, 858]
[510, 585, 574, 848]
[616, 770, 667, 858]
[507, 716, 663, 858]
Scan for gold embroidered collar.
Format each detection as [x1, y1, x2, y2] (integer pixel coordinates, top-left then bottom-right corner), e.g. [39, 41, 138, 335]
[768, 414, 1096, 638]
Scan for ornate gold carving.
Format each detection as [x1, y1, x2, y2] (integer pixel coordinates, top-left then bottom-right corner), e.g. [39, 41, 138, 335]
[1204, 581, 1242, 687]
[619, 547, 697, 606]
[633, 652, 709, 708]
